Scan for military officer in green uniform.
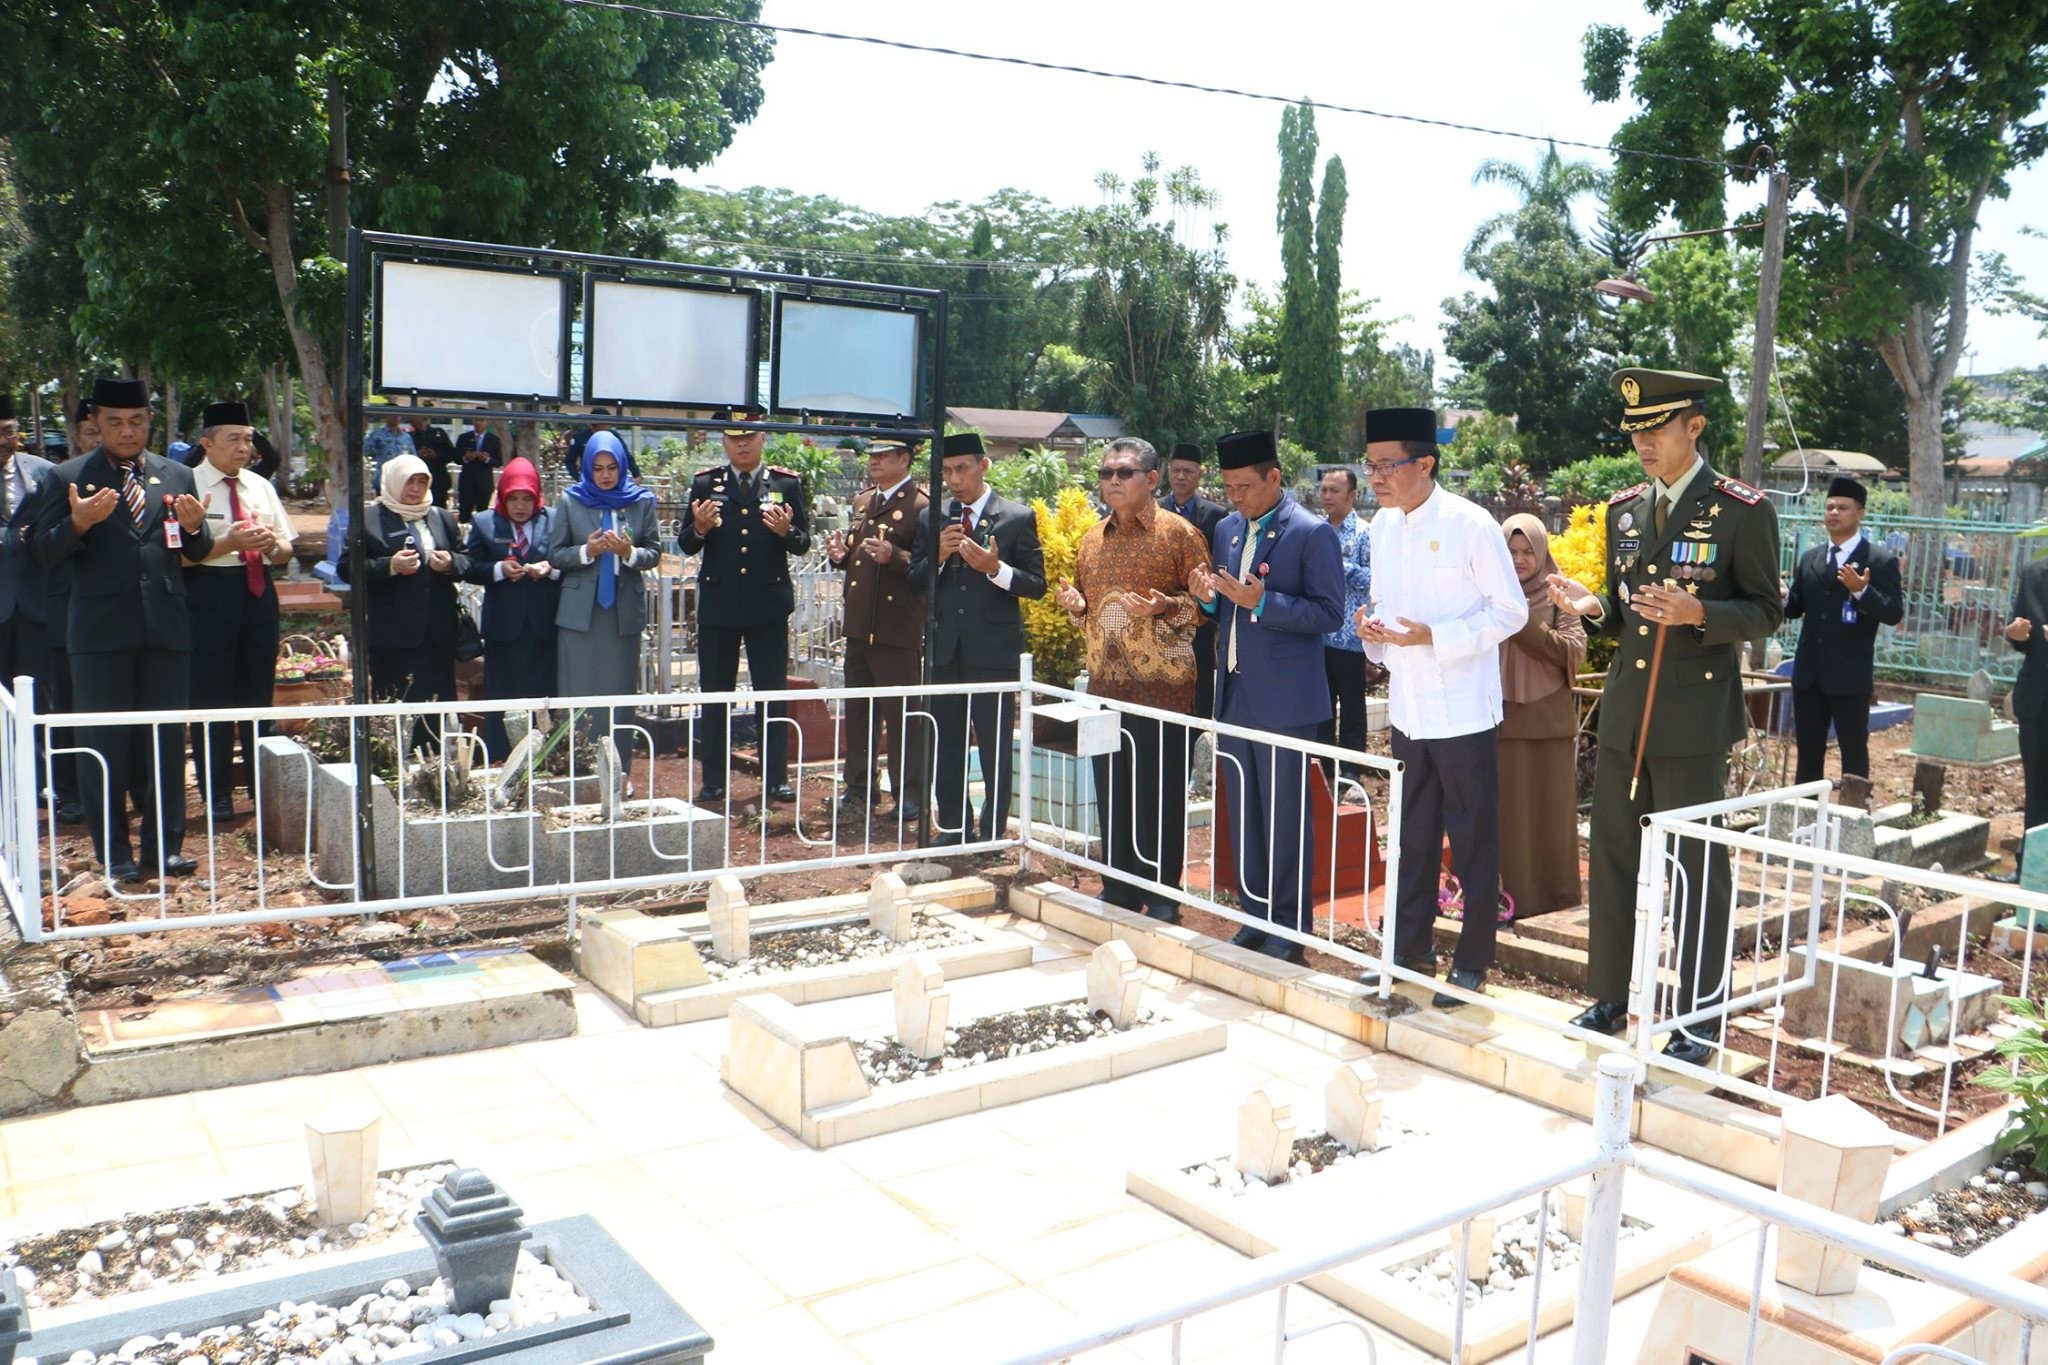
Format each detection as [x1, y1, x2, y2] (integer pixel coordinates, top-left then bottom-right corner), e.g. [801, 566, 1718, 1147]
[1547, 368, 1782, 1065]
[826, 434, 930, 828]
[680, 403, 811, 805]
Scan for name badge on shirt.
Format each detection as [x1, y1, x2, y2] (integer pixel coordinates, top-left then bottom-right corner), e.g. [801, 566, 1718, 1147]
[164, 519, 182, 549]
[1842, 600, 1859, 624]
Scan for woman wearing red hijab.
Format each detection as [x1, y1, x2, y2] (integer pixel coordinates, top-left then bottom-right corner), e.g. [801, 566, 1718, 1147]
[463, 457, 562, 760]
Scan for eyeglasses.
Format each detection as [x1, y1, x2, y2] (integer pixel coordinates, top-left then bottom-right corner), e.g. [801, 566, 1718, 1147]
[1096, 466, 1144, 481]
[1364, 455, 1425, 478]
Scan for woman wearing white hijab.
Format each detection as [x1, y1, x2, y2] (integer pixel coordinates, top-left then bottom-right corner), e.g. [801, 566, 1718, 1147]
[340, 454, 469, 744]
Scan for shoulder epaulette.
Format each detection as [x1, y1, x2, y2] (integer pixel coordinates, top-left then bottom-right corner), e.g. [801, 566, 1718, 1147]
[1609, 483, 1649, 504]
[1714, 475, 1765, 505]
[767, 465, 799, 479]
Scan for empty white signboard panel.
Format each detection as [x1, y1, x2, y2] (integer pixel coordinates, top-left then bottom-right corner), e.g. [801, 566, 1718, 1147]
[375, 259, 570, 401]
[585, 279, 757, 409]
[772, 297, 920, 419]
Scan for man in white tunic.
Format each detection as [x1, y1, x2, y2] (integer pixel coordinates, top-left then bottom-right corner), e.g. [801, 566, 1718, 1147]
[1354, 408, 1526, 1006]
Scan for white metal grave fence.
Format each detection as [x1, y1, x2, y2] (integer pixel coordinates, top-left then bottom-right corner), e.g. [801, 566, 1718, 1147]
[1629, 781, 2043, 1135]
[0, 673, 1019, 943]
[991, 1057, 2048, 1365]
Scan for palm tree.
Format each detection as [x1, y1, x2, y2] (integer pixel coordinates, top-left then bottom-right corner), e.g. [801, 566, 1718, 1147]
[1467, 142, 1608, 253]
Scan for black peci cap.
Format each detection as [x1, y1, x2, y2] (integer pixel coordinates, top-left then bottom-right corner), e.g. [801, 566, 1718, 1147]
[93, 377, 150, 409]
[1216, 430, 1277, 470]
[942, 432, 985, 458]
[1362, 407, 1440, 446]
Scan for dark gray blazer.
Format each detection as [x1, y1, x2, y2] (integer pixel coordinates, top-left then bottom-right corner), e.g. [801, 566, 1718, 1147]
[0, 451, 56, 625]
[546, 495, 661, 634]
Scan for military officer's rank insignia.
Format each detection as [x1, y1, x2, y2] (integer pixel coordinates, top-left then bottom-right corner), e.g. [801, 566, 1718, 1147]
[1619, 511, 1635, 534]
[1709, 505, 1723, 518]
[1620, 376, 1642, 407]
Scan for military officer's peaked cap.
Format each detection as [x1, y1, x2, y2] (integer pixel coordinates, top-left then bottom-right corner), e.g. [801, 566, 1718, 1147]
[713, 403, 767, 434]
[1612, 368, 1722, 433]
[865, 436, 910, 455]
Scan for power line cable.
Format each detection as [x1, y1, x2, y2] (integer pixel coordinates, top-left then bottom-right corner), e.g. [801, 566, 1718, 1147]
[561, 0, 1739, 174]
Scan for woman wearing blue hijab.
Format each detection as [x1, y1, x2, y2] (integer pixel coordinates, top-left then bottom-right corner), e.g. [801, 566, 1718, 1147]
[546, 432, 660, 721]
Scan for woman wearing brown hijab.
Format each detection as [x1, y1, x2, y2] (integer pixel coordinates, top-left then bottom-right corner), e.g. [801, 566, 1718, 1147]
[1498, 514, 1591, 917]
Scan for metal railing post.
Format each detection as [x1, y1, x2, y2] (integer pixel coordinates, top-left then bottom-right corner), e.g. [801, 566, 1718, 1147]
[1629, 820, 1668, 1055]
[1572, 1053, 1639, 1365]
[1017, 653, 1034, 871]
[11, 675, 41, 943]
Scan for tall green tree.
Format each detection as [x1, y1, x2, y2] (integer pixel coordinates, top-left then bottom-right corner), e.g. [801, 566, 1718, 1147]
[1468, 142, 1607, 253]
[1075, 155, 1235, 449]
[1442, 202, 1613, 468]
[0, 1, 774, 490]
[1585, 0, 2048, 517]
[1275, 102, 1346, 452]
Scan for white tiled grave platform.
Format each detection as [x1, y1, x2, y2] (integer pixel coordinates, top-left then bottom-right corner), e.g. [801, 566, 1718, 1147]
[2, 911, 1750, 1364]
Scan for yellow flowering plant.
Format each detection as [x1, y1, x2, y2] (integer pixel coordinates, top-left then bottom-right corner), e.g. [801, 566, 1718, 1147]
[1548, 503, 1615, 675]
[1022, 487, 1099, 685]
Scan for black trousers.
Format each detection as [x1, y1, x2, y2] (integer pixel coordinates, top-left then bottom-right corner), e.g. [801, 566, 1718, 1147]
[1791, 684, 1872, 783]
[479, 635, 559, 763]
[697, 620, 790, 789]
[1316, 647, 1370, 778]
[844, 639, 924, 808]
[187, 571, 280, 803]
[457, 462, 496, 520]
[1586, 746, 1731, 1015]
[74, 648, 190, 868]
[928, 658, 1016, 842]
[1389, 726, 1503, 974]
[1090, 711, 1188, 911]
[2022, 710, 2048, 849]
[1218, 692, 1318, 936]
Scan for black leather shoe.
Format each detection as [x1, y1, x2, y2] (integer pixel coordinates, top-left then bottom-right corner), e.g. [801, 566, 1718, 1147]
[1662, 1032, 1714, 1066]
[1433, 967, 1487, 1010]
[1228, 925, 1268, 950]
[208, 798, 235, 821]
[107, 861, 143, 884]
[55, 803, 84, 825]
[153, 854, 199, 877]
[1259, 939, 1308, 966]
[696, 785, 727, 804]
[1357, 957, 1436, 989]
[926, 831, 965, 849]
[767, 783, 797, 805]
[1570, 1000, 1629, 1036]
[1145, 903, 1184, 925]
[899, 801, 924, 823]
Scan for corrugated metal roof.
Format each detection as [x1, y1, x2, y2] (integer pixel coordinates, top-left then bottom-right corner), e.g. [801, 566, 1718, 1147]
[1771, 448, 1889, 473]
[944, 406, 1074, 441]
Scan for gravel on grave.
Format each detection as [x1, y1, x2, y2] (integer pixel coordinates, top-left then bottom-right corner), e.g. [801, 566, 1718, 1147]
[1397, 1212, 1636, 1304]
[854, 1002, 1159, 1086]
[1879, 1154, 2048, 1256]
[30, 1250, 589, 1365]
[1182, 1125, 1415, 1194]
[2, 1166, 454, 1313]
[701, 912, 974, 980]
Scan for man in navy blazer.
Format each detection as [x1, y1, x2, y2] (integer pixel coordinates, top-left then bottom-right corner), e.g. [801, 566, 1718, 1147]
[0, 392, 57, 685]
[1783, 476, 1904, 784]
[1188, 430, 1345, 962]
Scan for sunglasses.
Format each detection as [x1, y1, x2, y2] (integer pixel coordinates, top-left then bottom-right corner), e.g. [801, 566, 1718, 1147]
[1097, 466, 1144, 481]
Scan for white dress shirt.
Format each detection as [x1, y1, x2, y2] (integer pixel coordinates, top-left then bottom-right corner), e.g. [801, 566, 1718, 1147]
[191, 460, 295, 568]
[1364, 482, 1529, 739]
[1824, 529, 1868, 599]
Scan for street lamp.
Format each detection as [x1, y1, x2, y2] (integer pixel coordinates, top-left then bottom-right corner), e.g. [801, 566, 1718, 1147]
[1593, 166, 1790, 491]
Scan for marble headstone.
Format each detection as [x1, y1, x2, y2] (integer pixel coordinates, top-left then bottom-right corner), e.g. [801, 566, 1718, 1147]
[1235, 1086, 1296, 1184]
[892, 953, 950, 1060]
[867, 871, 914, 942]
[305, 1109, 382, 1227]
[1324, 1060, 1383, 1154]
[708, 874, 751, 962]
[1085, 941, 1144, 1027]
[1775, 1094, 1894, 1296]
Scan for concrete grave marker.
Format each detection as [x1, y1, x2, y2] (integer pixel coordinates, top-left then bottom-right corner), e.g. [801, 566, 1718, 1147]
[2020, 825, 2048, 915]
[492, 730, 543, 808]
[1837, 772, 1872, 813]
[707, 874, 751, 963]
[1967, 668, 1996, 704]
[1775, 1094, 1894, 1296]
[595, 735, 625, 821]
[1085, 941, 1144, 1028]
[867, 871, 914, 942]
[304, 1109, 381, 1227]
[1461, 1215, 1497, 1282]
[1908, 694, 2018, 764]
[892, 953, 950, 1060]
[1235, 1085, 1296, 1184]
[1558, 1181, 1589, 1241]
[1324, 1060, 1383, 1154]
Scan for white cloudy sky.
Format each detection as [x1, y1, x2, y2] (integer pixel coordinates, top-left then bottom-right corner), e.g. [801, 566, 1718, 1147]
[671, 0, 2048, 378]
